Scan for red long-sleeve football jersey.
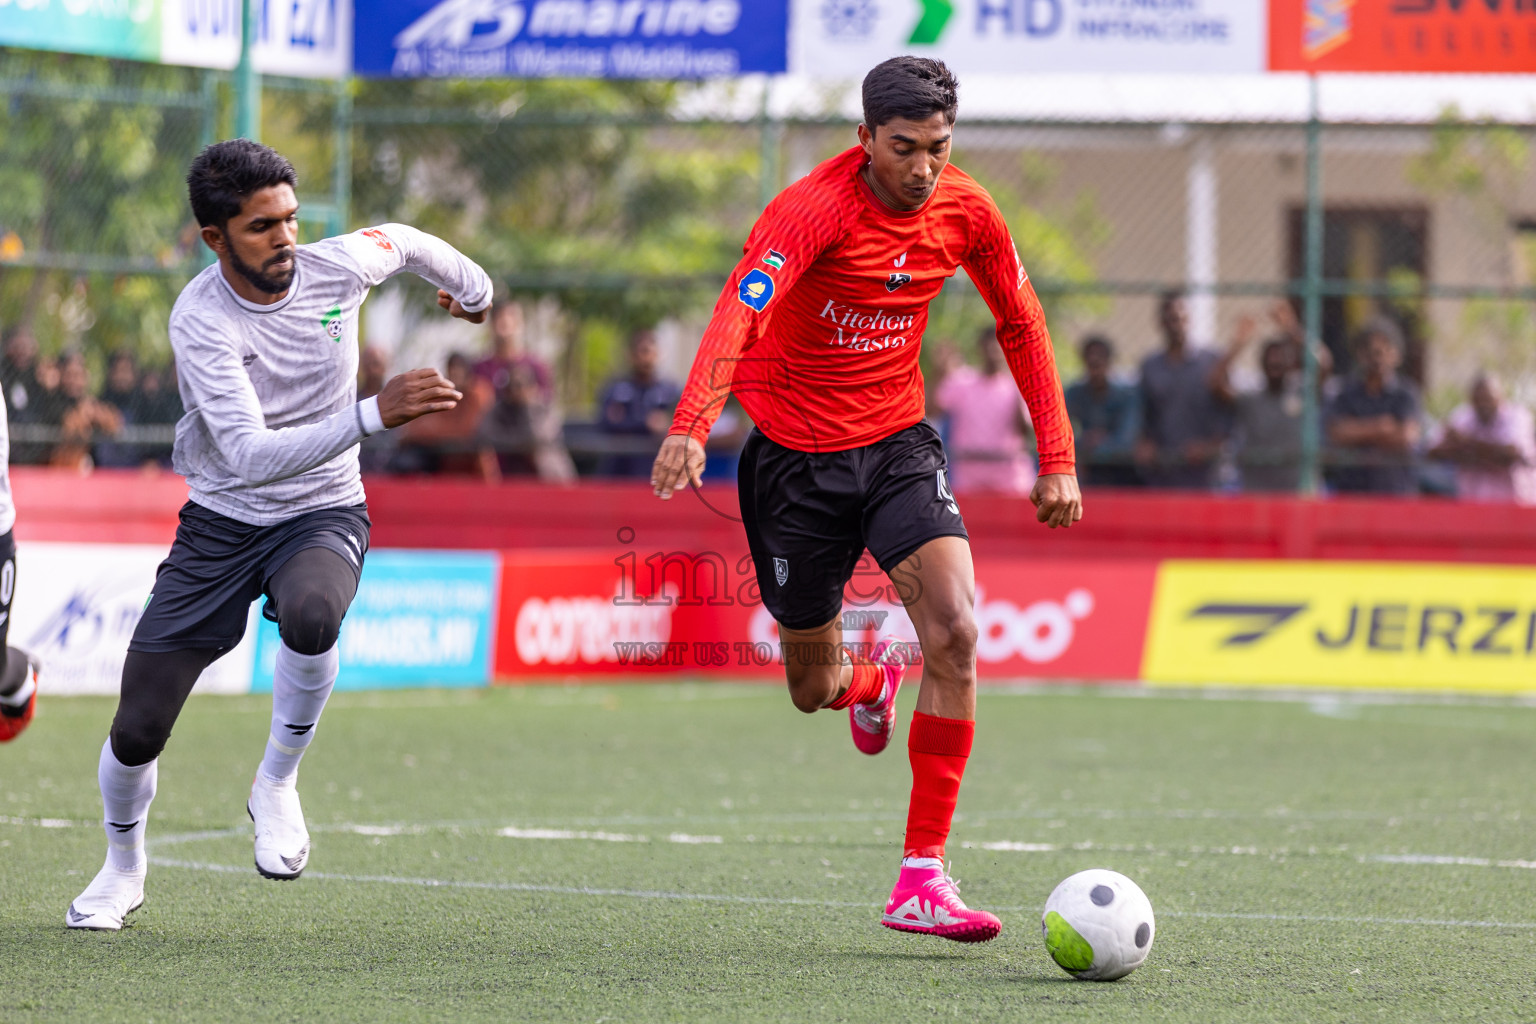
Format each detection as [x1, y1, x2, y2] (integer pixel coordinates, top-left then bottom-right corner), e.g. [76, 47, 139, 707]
[669, 146, 1075, 475]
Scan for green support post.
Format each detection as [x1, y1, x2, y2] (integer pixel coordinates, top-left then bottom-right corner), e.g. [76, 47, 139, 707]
[332, 75, 353, 237]
[1299, 73, 1324, 496]
[758, 79, 780, 210]
[235, 0, 261, 142]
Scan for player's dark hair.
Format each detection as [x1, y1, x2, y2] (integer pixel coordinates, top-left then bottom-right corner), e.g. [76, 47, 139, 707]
[1157, 288, 1188, 316]
[1080, 334, 1115, 361]
[187, 139, 298, 229]
[861, 56, 959, 133]
[1353, 315, 1404, 355]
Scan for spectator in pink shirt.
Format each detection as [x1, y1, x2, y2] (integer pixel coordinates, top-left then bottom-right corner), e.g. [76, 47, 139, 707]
[934, 326, 1035, 495]
[1428, 373, 1536, 504]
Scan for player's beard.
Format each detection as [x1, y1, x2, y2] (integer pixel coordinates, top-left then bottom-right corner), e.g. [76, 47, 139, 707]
[228, 244, 297, 295]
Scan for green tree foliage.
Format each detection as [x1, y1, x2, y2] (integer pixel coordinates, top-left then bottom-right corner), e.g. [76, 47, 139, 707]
[0, 49, 208, 364]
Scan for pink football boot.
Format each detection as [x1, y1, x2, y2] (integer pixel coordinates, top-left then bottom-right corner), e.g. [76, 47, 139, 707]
[849, 640, 906, 755]
[881, 861, 1002, 943]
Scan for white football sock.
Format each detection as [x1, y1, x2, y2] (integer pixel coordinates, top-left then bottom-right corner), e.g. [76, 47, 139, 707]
[258, 642, 339, 784]
[99, 738, 156, 872]
[902, 856, 944, 870]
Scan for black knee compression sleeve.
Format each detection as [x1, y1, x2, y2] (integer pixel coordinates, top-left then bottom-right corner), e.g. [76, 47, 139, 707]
[110, 648, 219, 766]
[269, 547, 359, 656]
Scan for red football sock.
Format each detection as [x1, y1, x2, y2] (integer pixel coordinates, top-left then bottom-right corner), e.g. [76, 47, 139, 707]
[903, 712, 975, 859]
[827, 658, 884, 710]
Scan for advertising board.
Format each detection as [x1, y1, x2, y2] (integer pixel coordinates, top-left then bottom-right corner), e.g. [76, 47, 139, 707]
[355, 0, 789, 78]
[792, 0, 1267, 77]
[1143, 559, 1536, 691]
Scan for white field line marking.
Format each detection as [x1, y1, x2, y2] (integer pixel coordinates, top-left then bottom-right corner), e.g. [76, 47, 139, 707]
[1370, 854, 1536, 870]
[140, 843, 1536, 931]
[146, 854, 868, 908]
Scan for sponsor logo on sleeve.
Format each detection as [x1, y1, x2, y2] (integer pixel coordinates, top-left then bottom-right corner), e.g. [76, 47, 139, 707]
[738, 268, 776, 312]
[360, 228, 395, 252]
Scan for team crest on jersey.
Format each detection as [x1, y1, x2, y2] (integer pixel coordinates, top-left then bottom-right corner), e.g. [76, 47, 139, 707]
[886, 273, 912, 292]
[739, 269, 776, 312]
[773, 557, 789, 587]
[360, 228, 394, 252]
[321, 304, 345, 340]
[762, 249, 786, 270]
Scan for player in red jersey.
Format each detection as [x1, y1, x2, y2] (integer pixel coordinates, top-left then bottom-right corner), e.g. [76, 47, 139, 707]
[652, 56, 1081, 943]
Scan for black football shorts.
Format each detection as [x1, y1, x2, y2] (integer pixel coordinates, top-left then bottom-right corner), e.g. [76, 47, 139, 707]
[128, 501, 371, 655]
[738, 421, 968, 631]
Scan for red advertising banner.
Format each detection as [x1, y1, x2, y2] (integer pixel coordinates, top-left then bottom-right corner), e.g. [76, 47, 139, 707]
[493, 550, 1155, 682]
[1270, 0, 1536, 73]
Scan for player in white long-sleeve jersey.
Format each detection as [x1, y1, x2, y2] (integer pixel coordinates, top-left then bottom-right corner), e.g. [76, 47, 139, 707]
[0, 387, 43, 742]
[66, 139, 494, 930]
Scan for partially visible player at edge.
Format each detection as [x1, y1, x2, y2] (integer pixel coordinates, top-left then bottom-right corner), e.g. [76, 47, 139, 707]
[652, 57, 1081, 943]
[0, 386, 43, 743]
[66, 139, 493, 930]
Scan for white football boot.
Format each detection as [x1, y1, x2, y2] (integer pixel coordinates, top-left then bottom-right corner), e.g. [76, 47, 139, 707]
[248, 774, 311, 880]
[66, 861, 146, 931]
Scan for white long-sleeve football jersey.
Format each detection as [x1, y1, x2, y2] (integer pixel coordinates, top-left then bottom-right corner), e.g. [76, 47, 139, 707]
[170, 223, 492, 525]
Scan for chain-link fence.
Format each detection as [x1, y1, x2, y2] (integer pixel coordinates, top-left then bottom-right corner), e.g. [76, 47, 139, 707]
[4, 48, 1536, 494]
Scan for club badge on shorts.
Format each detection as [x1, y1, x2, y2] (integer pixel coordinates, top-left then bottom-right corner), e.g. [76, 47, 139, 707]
[774, 557, 789, 587]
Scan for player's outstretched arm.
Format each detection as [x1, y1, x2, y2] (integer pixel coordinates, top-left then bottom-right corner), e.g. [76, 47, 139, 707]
[652, 433, 705, 499]
[344, 223, 493, 319]
[377, 368, 464, 429]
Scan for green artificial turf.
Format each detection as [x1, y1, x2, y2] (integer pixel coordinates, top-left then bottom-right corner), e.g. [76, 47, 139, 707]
[4, 682, 1536, 1022]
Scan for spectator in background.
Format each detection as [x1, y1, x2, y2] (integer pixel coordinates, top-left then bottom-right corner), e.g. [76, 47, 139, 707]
[396, 352, 494, 477]
[358, 344, 388, 401]
[1212, 302, 1332, 493]
[99, 350, 141, 418]
[482, 359, 576, 482]
[1136, 290, 1231, 489]
[1428, 373, 1536, 504]
[1065, 334, 1140, 488]
[934, 326, 1034, 495]
[597, 328, 681, 478]
[476, 300, 552, 404]
[134, 362, 183, 468]
[95, 349, 143, 468]
[356, 344, 395, 474]
[0, 326, 41, 421]
[13, 354, 63, 464]
[1327, 316, 1421, 495]
[48, 350, 122, 470]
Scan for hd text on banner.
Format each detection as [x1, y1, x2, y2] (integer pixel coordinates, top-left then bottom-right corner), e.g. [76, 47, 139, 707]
[493, 549, 1153, 680]
[1143, 560, 1536, 693]
[792, 0, 1267, 76]
[354, 0, 790, 78]
[251, 550, 500, 692]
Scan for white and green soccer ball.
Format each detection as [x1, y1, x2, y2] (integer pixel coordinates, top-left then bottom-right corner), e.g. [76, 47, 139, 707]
[1041, 869, 1155, 981]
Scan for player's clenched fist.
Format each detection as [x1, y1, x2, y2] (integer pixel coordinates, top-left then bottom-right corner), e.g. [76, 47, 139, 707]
[1031, 472, 1084, 529]
[377, 368, 463, 428]
[652, 433, 705, 500]
[437, 289, 487, 324]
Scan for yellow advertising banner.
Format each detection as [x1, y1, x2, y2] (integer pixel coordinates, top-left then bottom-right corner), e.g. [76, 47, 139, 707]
[1142, 561, 1536, 692]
